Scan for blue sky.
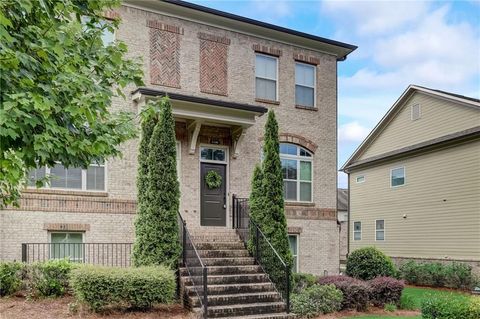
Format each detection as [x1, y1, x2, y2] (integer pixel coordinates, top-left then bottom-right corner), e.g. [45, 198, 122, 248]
[191, 0, 480, 188]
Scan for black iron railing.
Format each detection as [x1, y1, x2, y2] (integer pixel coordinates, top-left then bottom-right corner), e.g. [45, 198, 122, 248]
[232, 195, 291, 313]
[178, 213, 208, 319]
[21, 243, 133, 267]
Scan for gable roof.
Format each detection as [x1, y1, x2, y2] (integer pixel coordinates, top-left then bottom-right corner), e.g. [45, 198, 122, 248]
[337, 188, 348, 211]
[341, 85, 480, 172]
[123, 0, 357, 60]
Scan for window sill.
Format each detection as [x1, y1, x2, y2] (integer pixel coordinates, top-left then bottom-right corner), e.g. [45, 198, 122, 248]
[255, 98, 280, 105]
[295, 105, 318, 111]
[285, 201, 315, 207]
[23, 188, 108, 197]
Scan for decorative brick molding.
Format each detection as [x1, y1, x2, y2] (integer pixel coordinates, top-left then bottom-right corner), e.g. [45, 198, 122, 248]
[147, 20, 183, 34]
[149, 21, 181, 88]
[198, 32, 230, 45]
[7, 194, 136, 214]
[23, 188, 108, 197]
[103, 10, 120, 20]
[279, 133, 318, 153]
[252, 44, 282, 56]
[199, 36, 229, 96]
[293, 52, 320, 65]
[43, 223, 90, 231]
[295, 105, 318, 111]
[287, 226, 303, 234]
[255, 98, 280, 105]
[286, 207, 336, 220]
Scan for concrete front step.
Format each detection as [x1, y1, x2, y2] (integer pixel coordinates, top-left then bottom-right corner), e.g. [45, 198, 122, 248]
[198, 249, 250, 258]
[194, 241, 246, 250]
[202, 257, 256, 266]
[190, 292, 282, 307]
[207, 302, 286, 318]
[185, 282, 276, 296]
[180, 265, 262, 276]
[183, 273, 269, 286]
[191, 236, 242, 243]
[227, 313, 296, 319]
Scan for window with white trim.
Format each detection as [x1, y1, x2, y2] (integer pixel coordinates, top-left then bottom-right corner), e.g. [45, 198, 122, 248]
[280, 143, 312, 202]
[255, 54, 277, 101]
[50, 232, 84, 262]
[353, 221, 361, 240]
[288, 234, 299, 272]
[28, 161, 105, 191]
[391, 167, 405, 187]
[295, 62, 315, 107]
[356, 175, 365, 183]
[376, 220, 385, 241]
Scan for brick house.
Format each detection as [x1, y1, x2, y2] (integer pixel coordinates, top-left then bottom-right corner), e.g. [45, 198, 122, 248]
[0, 0, 356, 276]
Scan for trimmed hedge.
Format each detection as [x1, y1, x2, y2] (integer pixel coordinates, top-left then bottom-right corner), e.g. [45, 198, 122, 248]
[27, 259, 73, 297]
[0, 262, 23, 296]
[399, 260, 477, 290]
[70, 265, 175, 311]
[292, 272, 317, 294]
[368, 276, 404, 307]
[291, 284, 343, 317]
[346, 247, 396, 280]
[317, 275, 370, 311]
[421, 294, 480, 319]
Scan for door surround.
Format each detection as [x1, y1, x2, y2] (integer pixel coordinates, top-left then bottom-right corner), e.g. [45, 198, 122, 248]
[199, 144, 229, 227]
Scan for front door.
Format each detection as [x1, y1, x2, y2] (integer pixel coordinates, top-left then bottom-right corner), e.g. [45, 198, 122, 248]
[200, 163, 226, 226]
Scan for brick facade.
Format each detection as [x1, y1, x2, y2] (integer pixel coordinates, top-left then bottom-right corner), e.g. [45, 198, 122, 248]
[199, 33, 229, 96]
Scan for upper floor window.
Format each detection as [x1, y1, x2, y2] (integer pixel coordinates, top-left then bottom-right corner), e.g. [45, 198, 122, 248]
[28, 162, 105, 191]
[255, 54, 277, 101]
[280, 143, 312, 202]
[391, 167, 405, 187]
[295, 62, 315, 107]
[356, 175, 365, 183]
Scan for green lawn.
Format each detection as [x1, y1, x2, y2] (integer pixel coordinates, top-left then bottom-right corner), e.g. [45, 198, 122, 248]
[346, 317, 421, 319]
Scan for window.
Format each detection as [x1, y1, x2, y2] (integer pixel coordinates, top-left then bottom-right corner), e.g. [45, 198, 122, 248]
[255, 54, 277, 101]
[376, 220, 385, 241]
[411, 104, 421, 121]
[391, 167, 405, 187]
[50, 232, 84, 262]
[288, 235, 299, 272]
[353, 222, 362, 240]
[295, 62, 315, 107]
[356, 175, 365, 183]
[280, 143, 312, 202]
[200, 147, 226, 162]
[28, 162, 106, 191]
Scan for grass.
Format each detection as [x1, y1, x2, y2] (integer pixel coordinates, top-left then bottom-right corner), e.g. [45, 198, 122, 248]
[401, 286, 476, 309]
[346, 317, 421, 319]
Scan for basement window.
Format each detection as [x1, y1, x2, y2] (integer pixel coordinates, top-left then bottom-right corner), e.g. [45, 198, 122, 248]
[288, 234, 299, 272]
[50, 232, 84, 262]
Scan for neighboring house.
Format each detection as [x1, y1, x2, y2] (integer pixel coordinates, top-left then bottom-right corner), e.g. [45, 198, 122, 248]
[0, 0, 356, 276]
[337, 188, 348, 266]
[341, 85, 480, 273]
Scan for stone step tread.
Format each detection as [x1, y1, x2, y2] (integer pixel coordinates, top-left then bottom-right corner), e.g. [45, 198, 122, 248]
[191, 274, 267, 279]
[187, 282, 274, 289]
[227, 313, 296, 319]
[208, 301, 286, 310]
[198, 249, 248, 252]
[193, 291, 280, 300]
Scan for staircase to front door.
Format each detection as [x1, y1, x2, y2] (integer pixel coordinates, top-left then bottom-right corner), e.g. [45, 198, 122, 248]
[179, 228, 294, 319]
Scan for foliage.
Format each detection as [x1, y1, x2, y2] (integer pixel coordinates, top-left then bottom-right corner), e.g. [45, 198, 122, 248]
[399, 293, 417, 310]
[346, 247, 396, 280]
[0, 261, 23, 296]
[70, 265, 175, 312]
[291, 284, 343, 317]
[247, 164, 263, 253]
[384, 303, 397, 312]
[205, 170, 222, 189]
[27, 259, 74, 297]
[318, 275, 370, 311]
[292, 272, 317, 294]
[0, 0, 144, 207]
[132, 98, 181, 268]
[399, 260, 477, 290]
[421, 293, 480, 319]
[368, 276, 404, 307]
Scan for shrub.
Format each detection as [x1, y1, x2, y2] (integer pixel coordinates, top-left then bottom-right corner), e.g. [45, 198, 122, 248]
[0, 262, 23, 296]
[27, 259, 73, 297]
[292, 273, 317, 294]
[291, 284, 343, 317]
[368, 276, 404, 307]
[318, 275, 369, 311]
[346, 247, 396, 280]
[70, 265, 175, 312]
[399, 293, 417, 310]
[444, 262, 476, 290]
[421, 294, 480, 319]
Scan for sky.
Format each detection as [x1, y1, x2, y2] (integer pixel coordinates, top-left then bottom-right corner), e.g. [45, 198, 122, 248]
[191, 0, 480, 188]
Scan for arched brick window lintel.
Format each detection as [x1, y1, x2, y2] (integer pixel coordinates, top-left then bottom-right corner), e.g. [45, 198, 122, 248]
[279, 133, 318, 153]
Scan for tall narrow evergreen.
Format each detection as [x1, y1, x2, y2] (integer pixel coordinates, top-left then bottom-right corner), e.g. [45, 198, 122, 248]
[132, 98, 181, 268]
[247, 164, 264, 253]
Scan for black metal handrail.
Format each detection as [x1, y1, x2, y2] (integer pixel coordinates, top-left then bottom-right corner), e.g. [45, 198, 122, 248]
[21, 243, 133, 267]
[232, 194, 291, 313]
[178, 213, 208, 319]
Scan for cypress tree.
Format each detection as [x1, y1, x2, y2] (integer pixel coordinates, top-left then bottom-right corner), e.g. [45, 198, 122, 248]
[260, 111, 292, 284]
[132, 98, 181, 268]
[247, 164, 264, 253]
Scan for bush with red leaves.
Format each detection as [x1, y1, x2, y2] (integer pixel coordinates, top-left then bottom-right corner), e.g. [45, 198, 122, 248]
[368, 276, 405, 307]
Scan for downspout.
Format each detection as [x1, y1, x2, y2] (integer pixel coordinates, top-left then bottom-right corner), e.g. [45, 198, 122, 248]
[347, 172, 350, 260]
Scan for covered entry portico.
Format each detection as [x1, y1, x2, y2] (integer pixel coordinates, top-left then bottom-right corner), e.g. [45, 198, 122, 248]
[132, 88, 267, 227]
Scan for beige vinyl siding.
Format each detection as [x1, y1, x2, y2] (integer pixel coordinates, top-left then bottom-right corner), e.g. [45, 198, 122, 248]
[358, 93, 480, 160]
[349, 140, 480, 261]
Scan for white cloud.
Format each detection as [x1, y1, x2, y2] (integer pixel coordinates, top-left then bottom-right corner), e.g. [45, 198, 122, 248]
[338, 121, 371, 143]
[250, 0, 293, 20]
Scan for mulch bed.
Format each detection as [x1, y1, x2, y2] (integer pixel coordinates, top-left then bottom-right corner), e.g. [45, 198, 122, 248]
[0, 295, 194, 319]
